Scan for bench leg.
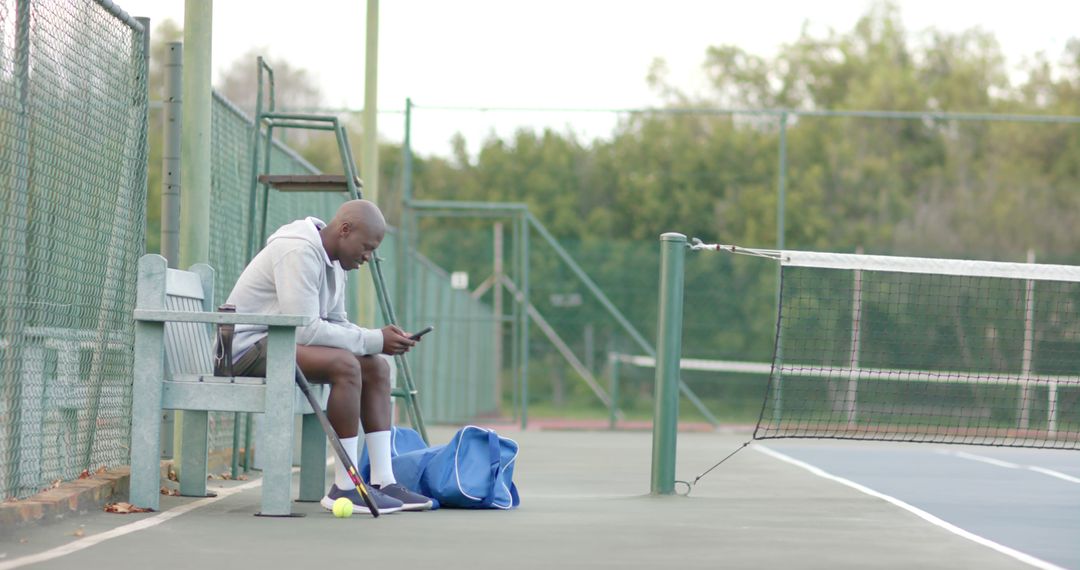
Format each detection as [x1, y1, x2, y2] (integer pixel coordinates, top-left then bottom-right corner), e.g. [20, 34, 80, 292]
[130, 323, 164, 510]
[179, 410, 210, 497]
[298, 412, 327, 502]
[258, 328, 297, 516]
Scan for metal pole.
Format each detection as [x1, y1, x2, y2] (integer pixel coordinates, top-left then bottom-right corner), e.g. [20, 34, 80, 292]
[847, 246, 863, 428]
[772, 112, 788, 423]
[1019, 249, 1035, 430]
[2, 0, 32, 498]
[509, 215, 520, 424]
[608, 351, 620, 430]
[777, 112, 787, 251]
[652, 233, 686, 495]
[362, 0, 380, 203]
[179, 0, 212, 268]
[400, 98, 413, 328]
[245, 57, 266, 261]
[493, 222, 504, 412]
[519, 212, 530, 429]
[403, 99, 413, 203]
[161, 42, 182, 267]
[357, 0, 380, 330]
[177, 0, 213, 482]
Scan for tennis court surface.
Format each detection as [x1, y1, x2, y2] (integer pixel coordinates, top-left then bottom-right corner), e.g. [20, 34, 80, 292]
[2, 426, 1074, 569]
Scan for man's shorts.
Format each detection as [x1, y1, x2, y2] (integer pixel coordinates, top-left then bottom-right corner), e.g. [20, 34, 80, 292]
[216, 337, 268, 377]
[214, 339, 395, 382]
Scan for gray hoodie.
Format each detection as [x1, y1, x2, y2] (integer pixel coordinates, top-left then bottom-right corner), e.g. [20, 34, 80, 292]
[226, 216, 384, 361]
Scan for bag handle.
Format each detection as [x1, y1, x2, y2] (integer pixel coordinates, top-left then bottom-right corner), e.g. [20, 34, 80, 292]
[480, 430, 500, 507]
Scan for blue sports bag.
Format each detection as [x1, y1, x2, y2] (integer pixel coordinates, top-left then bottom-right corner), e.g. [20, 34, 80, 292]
[360, 425, 520, 510]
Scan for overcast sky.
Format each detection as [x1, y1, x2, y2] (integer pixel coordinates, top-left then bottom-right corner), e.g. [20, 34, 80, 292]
[119, 0, 1079, 156]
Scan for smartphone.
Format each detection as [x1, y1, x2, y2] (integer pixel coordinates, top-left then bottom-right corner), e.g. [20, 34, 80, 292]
[409, 325, 434, 341]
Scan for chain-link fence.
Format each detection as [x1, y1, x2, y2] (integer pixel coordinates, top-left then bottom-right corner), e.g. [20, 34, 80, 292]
[202, 94, 502, 456]
[0, 0, 148, 499]
[0, 3, 518, 502]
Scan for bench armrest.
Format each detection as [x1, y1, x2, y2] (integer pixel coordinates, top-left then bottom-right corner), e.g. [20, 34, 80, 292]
[133, 309, 313, 327]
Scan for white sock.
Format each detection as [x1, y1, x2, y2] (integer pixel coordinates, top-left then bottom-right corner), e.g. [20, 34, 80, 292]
[365, 430, 396, 487]
[334, 436, 360, 491]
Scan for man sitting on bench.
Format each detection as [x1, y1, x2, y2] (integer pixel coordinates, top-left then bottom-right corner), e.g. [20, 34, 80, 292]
[217, 199, 432, 514]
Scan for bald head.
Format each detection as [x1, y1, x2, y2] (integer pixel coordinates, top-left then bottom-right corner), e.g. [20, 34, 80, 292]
[331, 199, 386, 233]
[321, 199, 386, 270]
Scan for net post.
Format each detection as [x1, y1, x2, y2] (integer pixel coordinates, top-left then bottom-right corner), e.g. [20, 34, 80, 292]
[608, 351, 620, 430]
[652, 233, 686, 495]
[1019, 249, 1035, 432]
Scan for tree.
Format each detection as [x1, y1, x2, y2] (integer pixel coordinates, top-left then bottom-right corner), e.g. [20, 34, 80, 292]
[216, 48, 325, 118]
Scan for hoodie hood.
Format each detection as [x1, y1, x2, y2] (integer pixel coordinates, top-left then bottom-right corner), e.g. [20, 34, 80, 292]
[266, 216, 332, 267]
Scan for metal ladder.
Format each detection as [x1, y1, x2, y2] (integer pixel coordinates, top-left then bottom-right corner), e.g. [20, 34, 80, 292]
[237, 58, 428, 473]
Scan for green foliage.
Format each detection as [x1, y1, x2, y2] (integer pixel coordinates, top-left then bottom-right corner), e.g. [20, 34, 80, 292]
[140, 3, 1080, 418]
[388, 3, 1080, 415]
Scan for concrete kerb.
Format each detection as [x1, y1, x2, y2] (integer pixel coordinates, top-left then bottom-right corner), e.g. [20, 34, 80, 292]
[0, 469, 129, 537]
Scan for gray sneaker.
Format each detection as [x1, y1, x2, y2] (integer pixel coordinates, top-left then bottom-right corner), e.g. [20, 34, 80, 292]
[373, 483, 434, 511]
[320, 484, 403, 515]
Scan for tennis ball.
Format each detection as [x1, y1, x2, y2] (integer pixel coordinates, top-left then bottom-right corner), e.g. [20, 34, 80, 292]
[332, 497, 353, 518]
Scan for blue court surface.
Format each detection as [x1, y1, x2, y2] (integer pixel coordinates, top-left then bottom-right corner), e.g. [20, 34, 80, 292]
[760, 441, 1080, 570]
[0, 428, 1074, 569]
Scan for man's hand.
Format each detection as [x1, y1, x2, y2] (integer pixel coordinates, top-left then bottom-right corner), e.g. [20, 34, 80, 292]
[380, 325, 417, 356]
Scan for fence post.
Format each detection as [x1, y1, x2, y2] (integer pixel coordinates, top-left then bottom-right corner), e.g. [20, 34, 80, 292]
[651, 232, 686, 495]
[162, 42, 182, 267]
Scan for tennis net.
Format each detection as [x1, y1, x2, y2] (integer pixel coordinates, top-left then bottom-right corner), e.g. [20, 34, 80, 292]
[696, 243, 1080, 449]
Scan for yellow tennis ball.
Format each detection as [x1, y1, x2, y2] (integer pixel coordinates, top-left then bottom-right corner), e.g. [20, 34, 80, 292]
[332, 497, 353, 518]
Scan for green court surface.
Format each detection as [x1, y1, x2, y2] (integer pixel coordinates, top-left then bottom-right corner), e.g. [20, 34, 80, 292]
[0, 428, 1040, 569]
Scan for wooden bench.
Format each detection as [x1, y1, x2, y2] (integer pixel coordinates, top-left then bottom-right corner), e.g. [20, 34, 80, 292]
[130, 254, 330, 516]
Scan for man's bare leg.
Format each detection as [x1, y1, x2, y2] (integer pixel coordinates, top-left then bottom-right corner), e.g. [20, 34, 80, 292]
[295, 345, 364, 438]
[358, 355, 391, 433]
[296, 346, 428, 510]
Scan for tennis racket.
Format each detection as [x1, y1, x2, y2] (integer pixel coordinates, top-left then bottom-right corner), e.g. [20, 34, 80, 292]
[294, 367, 381, 517]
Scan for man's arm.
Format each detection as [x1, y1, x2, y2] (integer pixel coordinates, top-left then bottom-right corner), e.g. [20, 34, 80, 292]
[273, 247, 384, 355]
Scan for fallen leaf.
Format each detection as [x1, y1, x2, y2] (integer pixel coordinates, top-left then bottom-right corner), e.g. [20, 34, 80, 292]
[72, 527, 85, 538]
[237, 475, 248, 481]
[77, 469, 91, 479]
[18, 538, 27, 544]
[104, 502, 152, 514]
[51, 479, 62, 489]
[167, 470, 177, 482]
[159, 487, 179, 496]
[219, 473, 232, 480]
[95, 466, 108, 475]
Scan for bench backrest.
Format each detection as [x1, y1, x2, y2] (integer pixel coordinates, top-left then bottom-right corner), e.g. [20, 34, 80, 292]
[163, 267, 215, 376]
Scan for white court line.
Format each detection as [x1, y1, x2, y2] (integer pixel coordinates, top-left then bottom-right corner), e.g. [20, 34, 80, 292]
[1027, 467, 1080, 484]
[946, 451, 1020, 469]
[0, 460, 329, 570]
[755, 445, 1065, 570]
[938, 450, 1080, 484]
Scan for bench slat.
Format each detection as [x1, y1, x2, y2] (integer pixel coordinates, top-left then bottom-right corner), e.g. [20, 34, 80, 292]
[134, 309, 312, 327]
[163, 377, 266, 412]
[165, 296, 212, 375]
[165, 268, 206, 299]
